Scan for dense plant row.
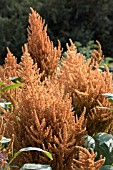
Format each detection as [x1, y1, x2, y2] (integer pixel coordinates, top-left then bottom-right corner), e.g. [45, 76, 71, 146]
[0, 8, 113, 170]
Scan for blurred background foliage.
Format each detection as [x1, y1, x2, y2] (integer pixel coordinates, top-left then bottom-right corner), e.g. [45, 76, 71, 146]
[0, 0, 113, 65]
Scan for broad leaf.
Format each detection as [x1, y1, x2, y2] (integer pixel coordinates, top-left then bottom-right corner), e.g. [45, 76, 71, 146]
[83, 135, 95, 150]
[0, 102, 12, 113]
[94, 133, 113, 152]
[105, 139, 113, 152]
[102, 93, 113, 99]
[0, 137, 11, 143]
[20, 164, 52, 170]
[102, 93, 113, 103]
[98, 133, 113, 146]
[93, 133, 113, 164]
[2, 83, 24, 91]
[0, 102, 11, 108]
[108, 98, 113, 103]
[13, 147, 53, 163]
[94, 133, 106, 141]
[95, 144, 113, 165]
[9, 77, 21, 83]
[100, 165, 113, 170]
[0, 82, 4, 86]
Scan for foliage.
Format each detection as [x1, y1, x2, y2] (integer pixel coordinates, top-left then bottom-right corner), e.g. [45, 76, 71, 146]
[62, 40, 98, 62]
[84, 132, 113, 169]
[0, 77, 23, 113]
[100, 57, 113, 69]
[74, 40, 113, 69]
[38, 0, 113, 58]
[102, 93, 113, 104]
[100, 165, 113, 170]
[74, 40, 98, 60]
[0, 144, 53, 169]
[20, 164, 52, 170]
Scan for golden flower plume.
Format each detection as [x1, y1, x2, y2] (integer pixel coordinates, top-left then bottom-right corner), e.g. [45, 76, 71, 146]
[27, 7, 62, 79]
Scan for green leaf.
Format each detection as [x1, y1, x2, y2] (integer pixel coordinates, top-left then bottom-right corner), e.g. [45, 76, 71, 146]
[0, 103, 6, 108]
[94, 133, 113, 149]
[100, 165, 113, 170]
[99, 133, 113, 145]
[74, 41, 82, 47]
[95, 143, 113, 165]
[83, 135, 95, 150]
[2, 83, 24, 91]
[94, 133, 113, 164]
[102, 93, 113, 99]
[0, 137, 11, 143]
[0, 82, 5, 86]
[94, 132, 106, 140]
[0, 102, 11, 114]
[98, 133, 113, 152]
[0, 102, 11, 107]
[12, 147, 53, 163]
[105, 57, 113, 63]
[108, 98, 113, 103]
[105, 139, 113, 152]
[20, 164, 52, 170]
[9, 77, 21, 83]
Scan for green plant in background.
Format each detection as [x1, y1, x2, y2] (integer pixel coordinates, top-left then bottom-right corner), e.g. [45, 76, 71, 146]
[74, 40, 113, 70]
[61, 40, 98, 67]
[74, 40, 98, 60]
[100, 57, 113, 72]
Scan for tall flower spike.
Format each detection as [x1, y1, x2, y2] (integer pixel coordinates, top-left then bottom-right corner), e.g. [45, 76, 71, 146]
[90, 40, 104, 66]
[74, 107, 87, 145]
[27, 7, 62, 79]
[18, 44, 42, 84]
[0, 49, 18, 104]
[72, 146, 105, 170]
[3, 48, 18, 80]
[0, 66, 4, 80]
